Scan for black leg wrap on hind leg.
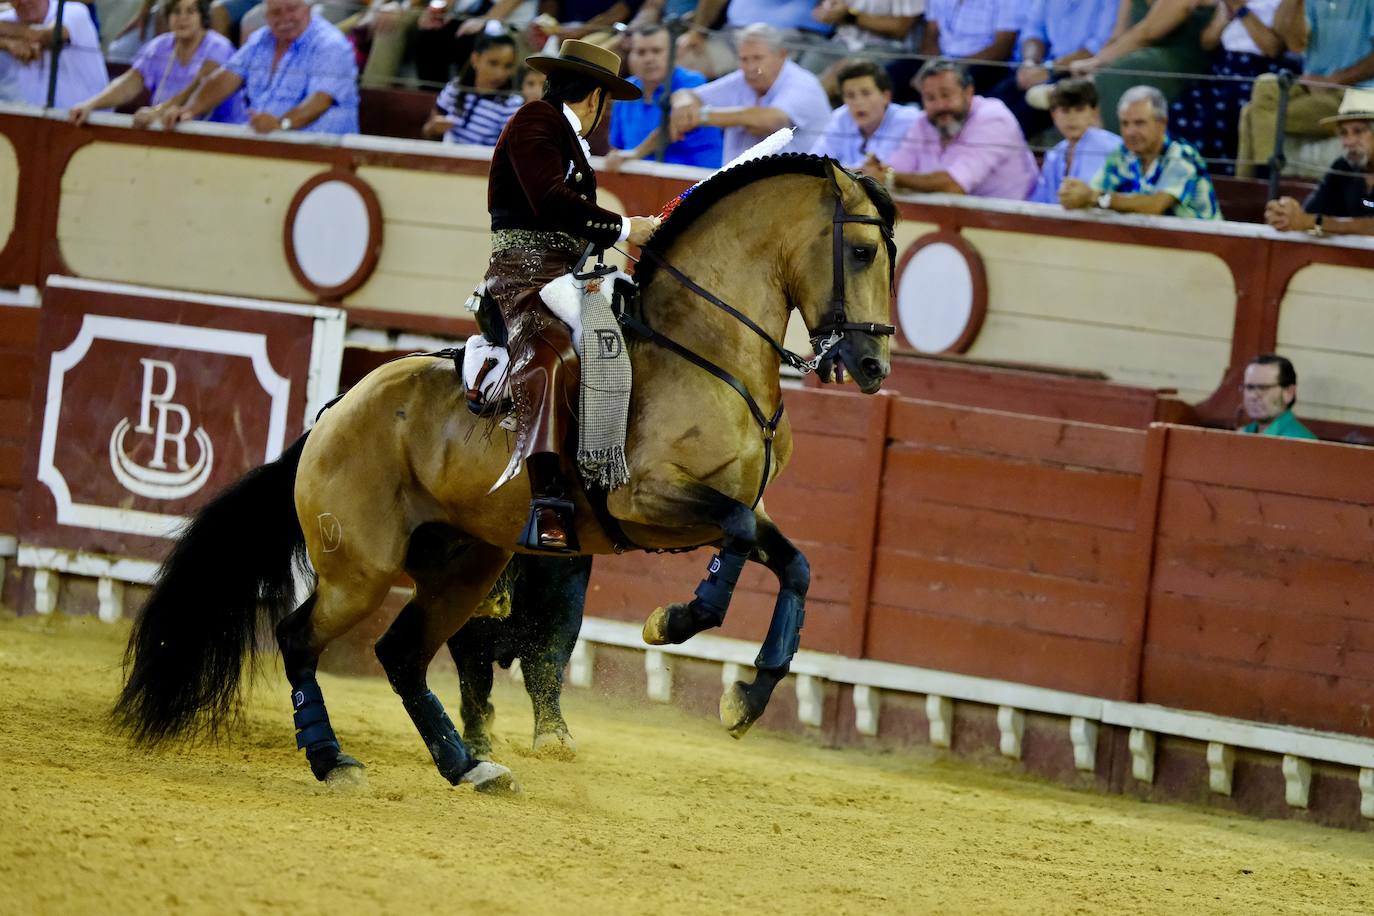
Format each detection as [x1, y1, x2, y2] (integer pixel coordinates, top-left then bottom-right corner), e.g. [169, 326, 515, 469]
[291, 680, 356, 781]
[401, 690, 474, 785]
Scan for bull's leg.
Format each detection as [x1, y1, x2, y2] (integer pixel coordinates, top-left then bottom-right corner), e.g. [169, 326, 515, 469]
[517, 555, 592, 759]
[376, 536, 518, 793]
[641, 495, 756, 646]
[448, 625, 497, 759]
[719, 515, 809, 738]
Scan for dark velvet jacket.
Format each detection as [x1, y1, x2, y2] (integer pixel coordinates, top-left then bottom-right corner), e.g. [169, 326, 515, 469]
[488, 98, 624, 249]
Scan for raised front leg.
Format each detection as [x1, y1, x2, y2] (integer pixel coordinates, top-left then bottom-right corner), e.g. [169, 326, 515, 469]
[642, 497, 757, 646]
[719, 515, 809, 738]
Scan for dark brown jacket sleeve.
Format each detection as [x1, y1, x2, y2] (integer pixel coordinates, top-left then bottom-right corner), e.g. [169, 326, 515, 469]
[505, 102, 624, 248]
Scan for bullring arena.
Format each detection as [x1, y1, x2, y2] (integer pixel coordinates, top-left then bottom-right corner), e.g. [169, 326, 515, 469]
[5, 35, 1374, 912]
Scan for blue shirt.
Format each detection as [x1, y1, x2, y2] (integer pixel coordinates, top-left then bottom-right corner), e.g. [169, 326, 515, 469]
[694, 59, 832, 163]
[811, 102, 921, 169]
[610, 67, 723, 167]
[1022, 0, 1117, 59]
[225, 16, 359, 134]
[925, 0, 1021, 58]
[726, 0, 832, 35]
[1305, 0, 1374, 88]
[1029, 126, 1121, 204]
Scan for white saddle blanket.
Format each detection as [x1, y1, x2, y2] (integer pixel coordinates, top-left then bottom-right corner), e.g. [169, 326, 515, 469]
[460, 269, 632, 401]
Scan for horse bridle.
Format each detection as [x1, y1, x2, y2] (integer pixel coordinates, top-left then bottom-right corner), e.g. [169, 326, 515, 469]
[615, 165, 896, 508]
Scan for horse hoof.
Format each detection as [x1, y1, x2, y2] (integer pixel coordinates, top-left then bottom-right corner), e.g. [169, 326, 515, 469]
[460, 760, 521, 796]
[719, 682, 757, 740]
[642, 606, 673, 645]
[324, 759, 368, 792]
[532, 728, 577, 760]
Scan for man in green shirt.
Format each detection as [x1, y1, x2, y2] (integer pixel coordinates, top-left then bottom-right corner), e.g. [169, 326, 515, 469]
[1239, 353, 1318, 440]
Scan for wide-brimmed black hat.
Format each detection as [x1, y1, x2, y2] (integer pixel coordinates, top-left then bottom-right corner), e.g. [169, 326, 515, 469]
[527, 39, 641, 101]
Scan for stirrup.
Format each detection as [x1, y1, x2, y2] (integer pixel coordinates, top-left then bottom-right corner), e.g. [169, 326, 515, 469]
[518, 496, 579, 554]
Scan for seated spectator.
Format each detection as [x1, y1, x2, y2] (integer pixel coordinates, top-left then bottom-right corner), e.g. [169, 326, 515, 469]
[1059, 85, 1221, 219]
[801, 0, 922, 97]
[1238, 353, 1317, 440]
[0, 0, 107, 108]
[916, 0, 1020, 96]
[860, 59, 1037, 200]
[676, 0, 835, 80]
[412, 0, 530, 88]
[1070, 0, 1214, 135]
[1264, 88, 1374, 236]
[421, 30, 520, 145]
[810, 59, 919, 168]
[1028, 78, 1121, 204]
[520, 63, 548, 101]
[605, 23, 723, 169]
[68, 0, 242, 127]
[163, 0, 359, 134]
[669, 23, 832, 162]
[1169, 0, 1286, 175]
[994, 0, 1117, 139]
[1237, 0, 1374, 178]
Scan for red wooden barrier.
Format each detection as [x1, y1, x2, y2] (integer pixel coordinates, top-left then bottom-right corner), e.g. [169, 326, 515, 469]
[1143, 427, 1374, 738]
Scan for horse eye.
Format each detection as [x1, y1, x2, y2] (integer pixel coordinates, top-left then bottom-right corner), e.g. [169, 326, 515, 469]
[851, 245, 875, 263]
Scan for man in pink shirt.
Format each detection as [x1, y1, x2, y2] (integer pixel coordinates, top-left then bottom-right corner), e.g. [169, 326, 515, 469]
[861, 59, 1037, 200]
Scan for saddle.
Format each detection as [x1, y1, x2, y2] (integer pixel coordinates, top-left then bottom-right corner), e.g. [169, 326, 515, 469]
[457, 268, 639, 419]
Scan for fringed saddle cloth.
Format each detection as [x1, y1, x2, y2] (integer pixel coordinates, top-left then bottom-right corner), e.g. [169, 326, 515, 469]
[461, 269, 635, 491]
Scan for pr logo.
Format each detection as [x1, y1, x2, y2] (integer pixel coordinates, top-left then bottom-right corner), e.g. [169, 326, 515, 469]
[108, 358, 214, 500]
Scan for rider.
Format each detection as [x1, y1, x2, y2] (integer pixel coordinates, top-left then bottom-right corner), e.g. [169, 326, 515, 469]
[485, 39, 661, 552]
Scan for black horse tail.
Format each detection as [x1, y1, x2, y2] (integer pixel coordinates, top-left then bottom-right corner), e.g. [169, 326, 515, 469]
[113, 432, 312, 746]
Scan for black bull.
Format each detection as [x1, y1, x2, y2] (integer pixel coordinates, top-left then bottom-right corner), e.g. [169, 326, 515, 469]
[446, 554, 593, 758]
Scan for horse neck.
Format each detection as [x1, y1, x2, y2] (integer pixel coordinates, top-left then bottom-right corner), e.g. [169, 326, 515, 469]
[638, 186, 802, 395]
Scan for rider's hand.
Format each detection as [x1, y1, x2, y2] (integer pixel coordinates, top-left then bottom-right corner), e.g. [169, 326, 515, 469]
[627, 215, 661, 246]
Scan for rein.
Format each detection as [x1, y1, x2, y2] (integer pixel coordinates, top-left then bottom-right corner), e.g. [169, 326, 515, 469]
[619, 166, 896, 510]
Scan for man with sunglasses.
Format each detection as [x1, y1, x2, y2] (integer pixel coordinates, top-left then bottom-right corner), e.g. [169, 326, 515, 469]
[1238, 353, 1317, 440]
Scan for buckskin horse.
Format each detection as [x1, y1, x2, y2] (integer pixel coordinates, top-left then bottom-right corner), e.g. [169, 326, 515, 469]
[113, 154, 897, 793]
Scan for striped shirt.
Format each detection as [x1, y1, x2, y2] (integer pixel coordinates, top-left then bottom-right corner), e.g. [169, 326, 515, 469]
[436, 84, 522, 147]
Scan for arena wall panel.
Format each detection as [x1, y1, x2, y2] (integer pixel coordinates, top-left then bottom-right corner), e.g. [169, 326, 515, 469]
[0, 132, 19, 255]
[57, 143, 326, 300]
[1142, 426, 1374, 737]
[1274, 263, 1374, 426]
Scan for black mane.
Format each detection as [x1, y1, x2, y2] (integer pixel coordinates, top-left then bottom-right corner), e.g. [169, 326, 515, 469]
[635, 153, 896, 289]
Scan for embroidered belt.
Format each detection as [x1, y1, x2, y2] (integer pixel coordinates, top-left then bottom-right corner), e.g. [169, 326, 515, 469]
[490, 229, 583, 257]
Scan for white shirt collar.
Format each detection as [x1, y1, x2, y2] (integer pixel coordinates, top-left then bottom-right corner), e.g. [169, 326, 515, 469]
[561, 102, 593, 161]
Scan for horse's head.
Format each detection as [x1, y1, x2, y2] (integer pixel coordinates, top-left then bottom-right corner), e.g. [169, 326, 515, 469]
[790, 162, 897, 395]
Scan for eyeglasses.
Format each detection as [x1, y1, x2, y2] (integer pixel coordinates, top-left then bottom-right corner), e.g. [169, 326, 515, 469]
[1239, 383, 1283, 393]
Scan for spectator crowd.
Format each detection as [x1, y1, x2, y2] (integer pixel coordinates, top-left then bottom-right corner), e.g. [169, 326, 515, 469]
[0, 0, 1369, 232]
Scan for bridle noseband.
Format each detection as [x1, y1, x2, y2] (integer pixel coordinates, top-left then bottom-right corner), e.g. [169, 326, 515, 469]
[615, 164, 896, 509]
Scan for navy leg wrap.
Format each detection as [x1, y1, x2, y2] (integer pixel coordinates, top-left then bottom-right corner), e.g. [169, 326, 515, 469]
[292, 680, 339, 754]
[401, 690, 473, 784]
[693, 549, 748, 617]
[755, 588, 805, 672]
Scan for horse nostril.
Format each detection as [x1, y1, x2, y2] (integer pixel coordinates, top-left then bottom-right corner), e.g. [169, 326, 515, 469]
[860, 357, 883, 378]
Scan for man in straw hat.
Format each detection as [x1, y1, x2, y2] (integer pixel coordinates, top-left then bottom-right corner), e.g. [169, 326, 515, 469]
[1265, 87, 1374, 237]
[484, 38, 661, 552]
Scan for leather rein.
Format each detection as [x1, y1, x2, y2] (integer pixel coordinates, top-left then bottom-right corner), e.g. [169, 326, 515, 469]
[618, 167, 896, 511]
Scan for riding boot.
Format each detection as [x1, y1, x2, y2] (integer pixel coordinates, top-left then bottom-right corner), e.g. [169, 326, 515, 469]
[521, 452, 578, 553]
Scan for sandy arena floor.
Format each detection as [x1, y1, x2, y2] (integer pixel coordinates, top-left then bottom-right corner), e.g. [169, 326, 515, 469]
[2, 611, 1373, 915]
